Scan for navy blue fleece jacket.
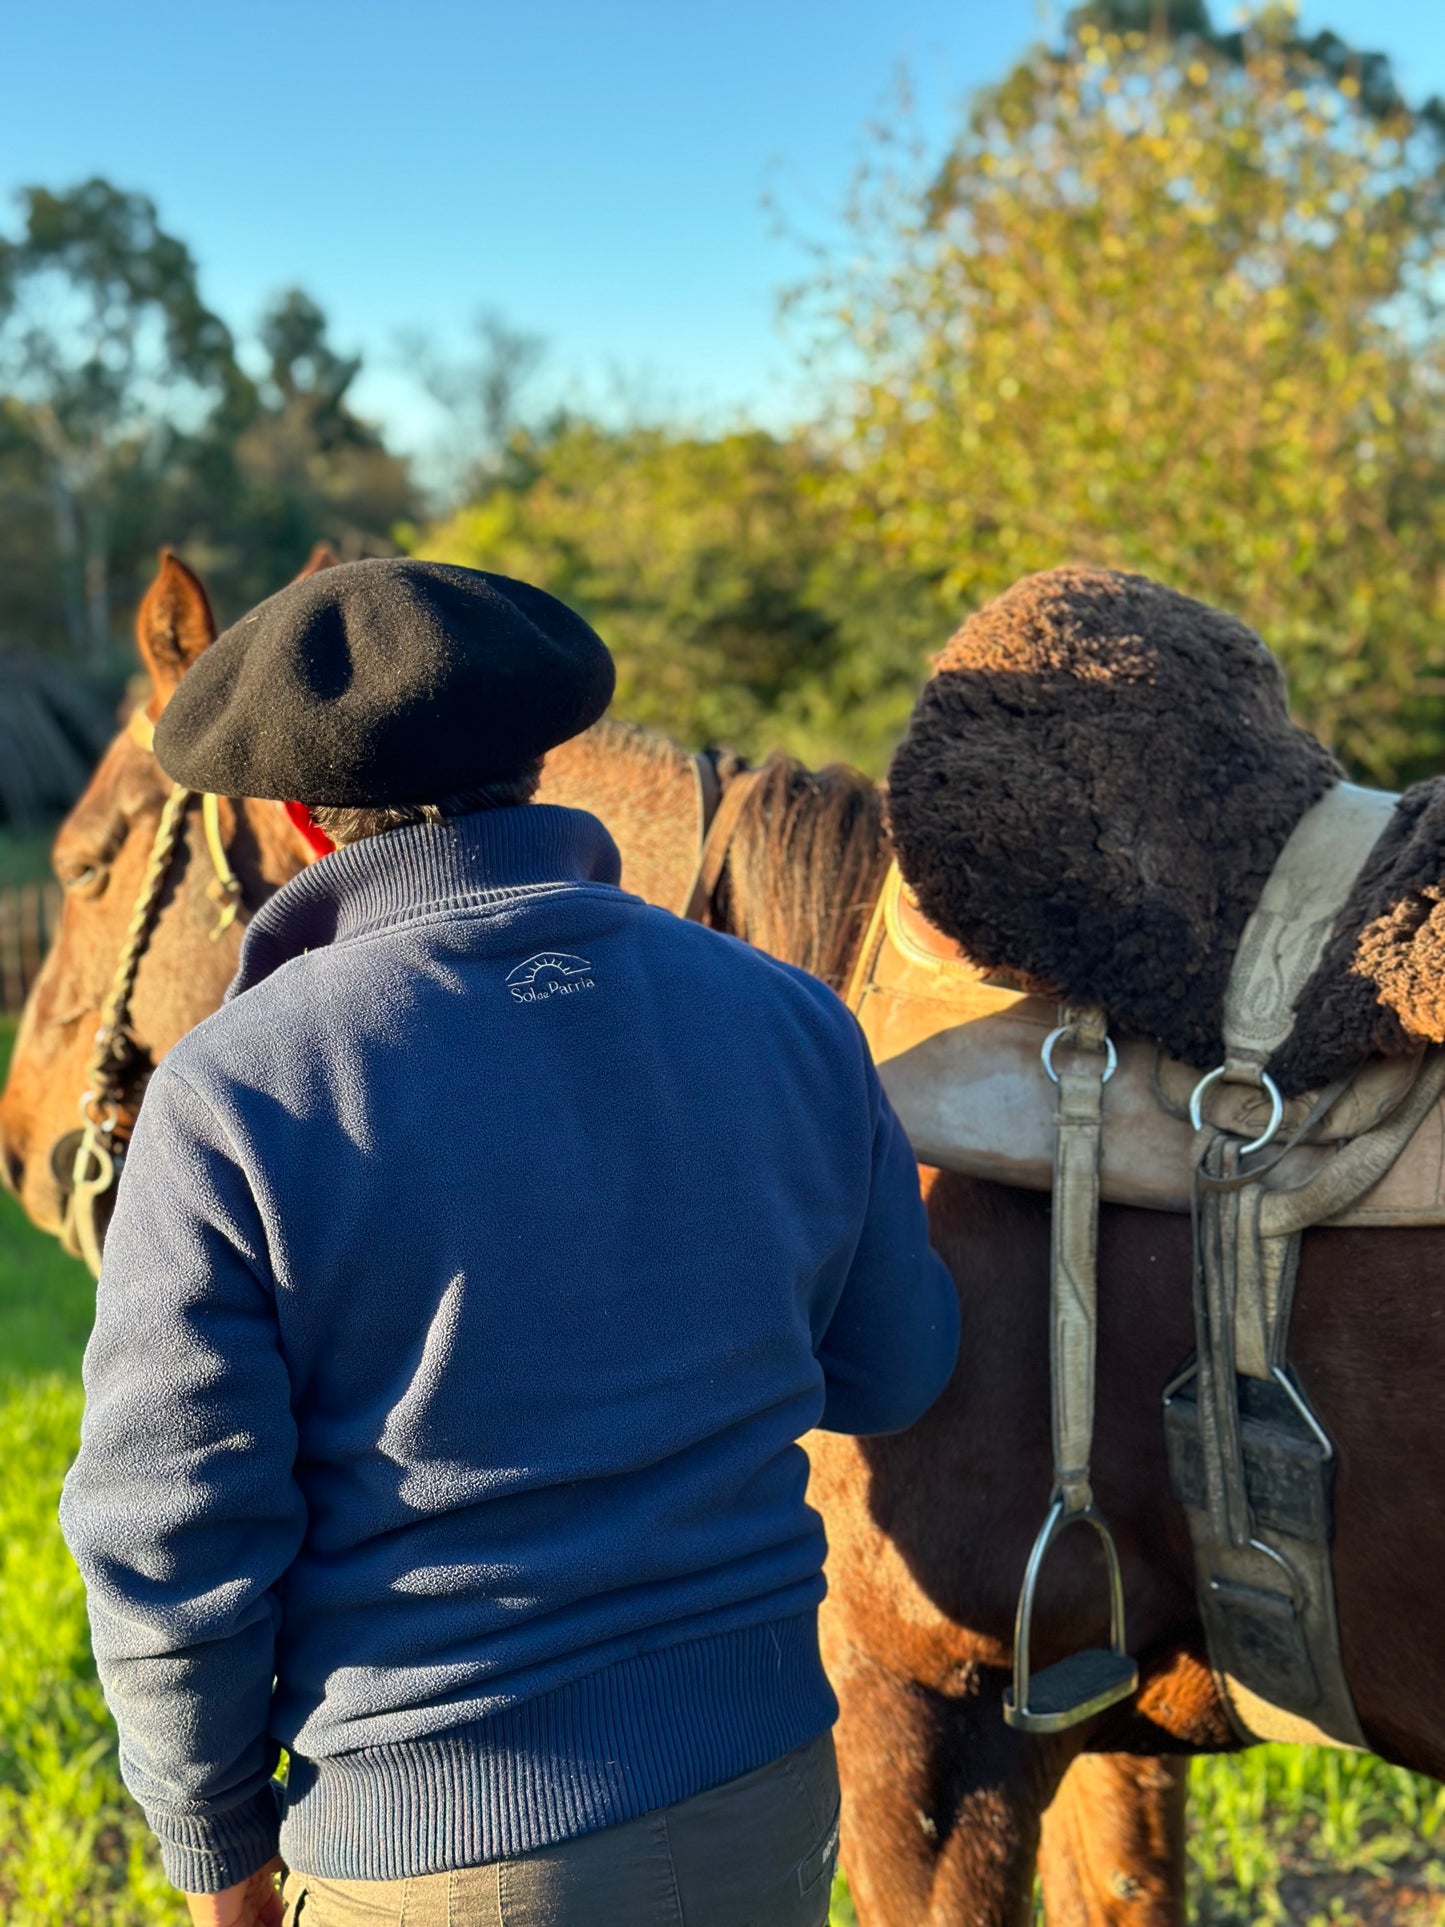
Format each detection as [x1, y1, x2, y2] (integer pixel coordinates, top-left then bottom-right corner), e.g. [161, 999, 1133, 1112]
[59, 805, 959, 1892]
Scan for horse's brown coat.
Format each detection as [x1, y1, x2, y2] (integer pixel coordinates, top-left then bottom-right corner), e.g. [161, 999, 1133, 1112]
[548, 722, 1445, 1920]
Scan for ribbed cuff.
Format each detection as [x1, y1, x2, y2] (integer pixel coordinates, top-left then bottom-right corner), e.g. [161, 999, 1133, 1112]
[151, 1785, 280, 1894]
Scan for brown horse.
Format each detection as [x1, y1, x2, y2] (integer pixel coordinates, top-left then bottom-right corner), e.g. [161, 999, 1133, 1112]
[30, 560, 1429, 1920]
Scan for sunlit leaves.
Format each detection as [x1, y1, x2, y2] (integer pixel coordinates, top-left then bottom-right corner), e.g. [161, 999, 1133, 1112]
[794, 12, 1445, 782]
[420, 423, 928, 771]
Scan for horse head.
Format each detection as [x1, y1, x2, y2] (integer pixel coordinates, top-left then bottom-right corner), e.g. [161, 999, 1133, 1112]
[0, 548, 330, 1238]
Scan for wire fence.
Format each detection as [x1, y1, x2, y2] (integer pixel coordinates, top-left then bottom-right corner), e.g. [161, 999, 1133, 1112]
[0, 882, 61, 1015]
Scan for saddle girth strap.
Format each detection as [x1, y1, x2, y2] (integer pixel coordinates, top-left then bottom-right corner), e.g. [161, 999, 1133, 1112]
[679, 767, 766, 925]
[676, 752, 723, 920]
[1177, 782, 1403, 1753]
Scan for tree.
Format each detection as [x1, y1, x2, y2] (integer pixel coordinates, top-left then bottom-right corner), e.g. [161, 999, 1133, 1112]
[421, 420, 920, 766]
[0, 179, 245, 661]
[397, 310, 547, 508]
[0, 186, 418, 659]
[792, 3, 1445, 783]
[192, 287, 416, 613]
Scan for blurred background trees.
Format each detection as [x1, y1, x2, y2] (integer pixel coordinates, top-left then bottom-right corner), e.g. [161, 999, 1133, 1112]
[3, 1, 1444, 807]
[0, 180, 242, 664]
[0, 183, 418, 667]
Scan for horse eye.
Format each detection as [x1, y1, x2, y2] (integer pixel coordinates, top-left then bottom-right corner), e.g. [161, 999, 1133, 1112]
[60, 863, 109, 899]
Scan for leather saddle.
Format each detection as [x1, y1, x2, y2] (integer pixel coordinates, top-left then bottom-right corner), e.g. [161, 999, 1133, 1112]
[847, 863, 1445, 1228]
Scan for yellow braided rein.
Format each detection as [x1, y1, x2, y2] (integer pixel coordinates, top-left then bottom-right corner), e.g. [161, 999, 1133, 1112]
[60, 711, 249, 1274]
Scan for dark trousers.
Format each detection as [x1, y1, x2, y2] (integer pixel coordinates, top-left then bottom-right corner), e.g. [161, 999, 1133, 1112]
[281, 1732, 840, 1926]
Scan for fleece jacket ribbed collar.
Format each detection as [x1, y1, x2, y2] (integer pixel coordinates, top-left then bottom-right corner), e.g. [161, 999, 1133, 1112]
[227, 804, 623, 1000]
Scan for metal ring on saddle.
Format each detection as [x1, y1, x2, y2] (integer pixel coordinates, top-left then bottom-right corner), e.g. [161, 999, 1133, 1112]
[1041, 1026, 1118, 1086]
[1188, 1065, 1284, 1157]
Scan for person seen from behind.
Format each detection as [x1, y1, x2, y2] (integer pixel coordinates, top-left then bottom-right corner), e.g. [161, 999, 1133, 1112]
[60, 559, 961, 1927]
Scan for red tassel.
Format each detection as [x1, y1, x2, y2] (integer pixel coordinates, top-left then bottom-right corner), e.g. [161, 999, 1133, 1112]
[284, 800, 335, 858]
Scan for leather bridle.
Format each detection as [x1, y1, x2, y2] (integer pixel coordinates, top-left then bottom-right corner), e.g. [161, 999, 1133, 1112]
[57, 706, 242, 1276]
[678, 752, 764, 925]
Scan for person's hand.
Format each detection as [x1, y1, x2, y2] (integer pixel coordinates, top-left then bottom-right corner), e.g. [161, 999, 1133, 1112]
[184, 1855, 285, 1927]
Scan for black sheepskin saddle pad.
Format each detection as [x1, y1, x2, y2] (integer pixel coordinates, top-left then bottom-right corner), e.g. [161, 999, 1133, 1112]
[887, 567, 1445, 1096]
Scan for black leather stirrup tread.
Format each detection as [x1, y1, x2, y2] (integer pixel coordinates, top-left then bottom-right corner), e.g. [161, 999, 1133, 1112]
[1003, 1496, 1139, 1735]
[1005, 1648, 1138, 1731]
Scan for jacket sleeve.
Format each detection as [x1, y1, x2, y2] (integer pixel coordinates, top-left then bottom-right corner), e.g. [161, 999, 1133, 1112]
[814, 1061, 960, 1435]
[59, 1063, 306, 1895]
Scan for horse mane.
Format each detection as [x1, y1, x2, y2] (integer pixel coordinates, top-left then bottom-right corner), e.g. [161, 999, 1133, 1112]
[586, 715, 697, 770]
[715, 754, 889, 995]
[557, 714, 888, 995]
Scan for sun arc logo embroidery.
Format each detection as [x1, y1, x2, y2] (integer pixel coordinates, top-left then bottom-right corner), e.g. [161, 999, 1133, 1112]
[505, 952, 597, 1003]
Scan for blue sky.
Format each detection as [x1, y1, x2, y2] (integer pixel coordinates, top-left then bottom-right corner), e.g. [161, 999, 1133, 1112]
[3, 1, 1444, 462]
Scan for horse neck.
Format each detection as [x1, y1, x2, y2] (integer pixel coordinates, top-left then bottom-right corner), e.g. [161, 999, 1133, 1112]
[539, 720, 710, 913]
[715, 757, 890, 995]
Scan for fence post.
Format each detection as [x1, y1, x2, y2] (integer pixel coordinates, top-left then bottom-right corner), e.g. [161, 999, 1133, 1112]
[0, 881, 61, 1015]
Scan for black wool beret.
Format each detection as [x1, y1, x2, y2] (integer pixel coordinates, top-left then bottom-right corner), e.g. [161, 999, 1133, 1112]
[153, 558, 615, 805]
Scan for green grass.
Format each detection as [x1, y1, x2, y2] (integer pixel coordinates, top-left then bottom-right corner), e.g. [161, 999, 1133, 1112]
[1189, 1748, 1445, 1924]
[0, 1023, 186, 1923]
[0, 1013, 1442, 1924]
[0, 1378, 184, 1925]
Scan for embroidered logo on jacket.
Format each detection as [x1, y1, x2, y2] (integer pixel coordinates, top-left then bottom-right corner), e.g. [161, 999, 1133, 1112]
[505, 952, 596, 1003]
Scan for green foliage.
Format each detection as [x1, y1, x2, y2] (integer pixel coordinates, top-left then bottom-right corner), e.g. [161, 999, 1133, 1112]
[411, 10, 1445, 787]
[420, 420, 935, 772]
[0, 179, 243, 663]
[791, 9, 1445, 784]
[181, 284, 417, 624]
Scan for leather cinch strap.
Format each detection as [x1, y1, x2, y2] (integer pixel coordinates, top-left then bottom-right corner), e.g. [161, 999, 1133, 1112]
[1185, 780, 1404, 1753]
[676, 752, 722, 919]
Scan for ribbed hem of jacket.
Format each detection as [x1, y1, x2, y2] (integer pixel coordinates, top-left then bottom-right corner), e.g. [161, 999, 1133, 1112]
[279, 1613, 836, 1881]
[152, 1785, 281, 1894]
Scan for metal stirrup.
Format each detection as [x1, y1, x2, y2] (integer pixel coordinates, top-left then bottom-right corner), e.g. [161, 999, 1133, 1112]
[1004, 1008, 1139, 1733]
[1004, 1496, 1137, 1733]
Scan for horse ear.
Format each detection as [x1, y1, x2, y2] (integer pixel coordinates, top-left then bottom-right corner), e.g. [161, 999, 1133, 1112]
[136, 549, 217, 703]
[294, 542, 340, 580]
